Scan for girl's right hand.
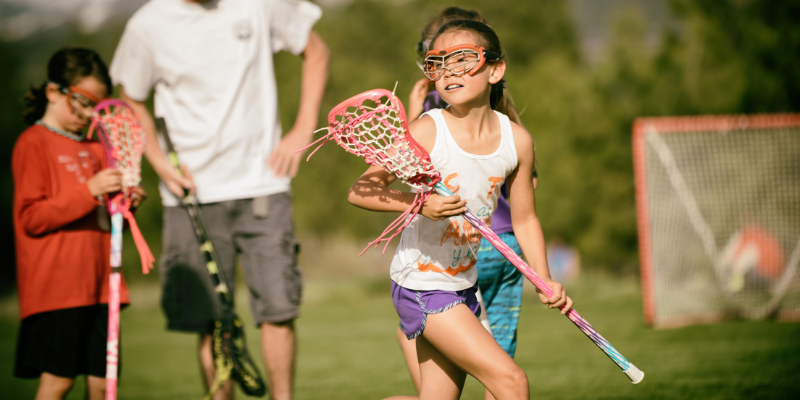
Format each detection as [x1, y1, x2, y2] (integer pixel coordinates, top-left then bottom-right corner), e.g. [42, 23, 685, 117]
[421, 193, 467, 220]
[87, 168, 122, 196]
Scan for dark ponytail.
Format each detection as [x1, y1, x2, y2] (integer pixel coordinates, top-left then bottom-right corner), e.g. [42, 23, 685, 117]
[22, 84, 49, 125]
[489, 79, 505, 110]
[22, 47, 112, 125]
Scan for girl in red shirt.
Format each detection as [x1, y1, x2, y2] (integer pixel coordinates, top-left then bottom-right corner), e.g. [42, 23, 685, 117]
[13, 48, 142, 400]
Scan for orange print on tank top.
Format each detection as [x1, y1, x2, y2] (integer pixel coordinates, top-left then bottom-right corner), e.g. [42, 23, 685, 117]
[440, 220, 461, 246]
[486, 177, 503, 199]
[417, 259, 476, 276]
[439, 220, 483, 246]
[463, 221, 482, 244]
[444, 173, 460, 193]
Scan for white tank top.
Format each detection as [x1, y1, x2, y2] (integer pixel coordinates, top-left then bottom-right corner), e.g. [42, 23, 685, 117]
[390, 109, 518, 291]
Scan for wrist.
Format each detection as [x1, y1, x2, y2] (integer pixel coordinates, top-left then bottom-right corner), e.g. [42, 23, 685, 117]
[289, 122, 318, 137]
[87, 182, 100, 197]
[151, 159, 177, 181]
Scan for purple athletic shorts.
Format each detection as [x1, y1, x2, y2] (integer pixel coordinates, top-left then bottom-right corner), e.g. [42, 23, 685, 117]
[391, 281, 481, 339]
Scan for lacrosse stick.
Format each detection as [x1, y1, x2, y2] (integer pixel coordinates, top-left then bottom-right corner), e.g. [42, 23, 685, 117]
[300, 88, 644, 384]
[87, 99, 156, 400]
[155, 118, 267, 399]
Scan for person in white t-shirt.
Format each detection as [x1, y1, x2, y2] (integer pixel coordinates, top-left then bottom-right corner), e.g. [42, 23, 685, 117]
[110, 0, 328, 399]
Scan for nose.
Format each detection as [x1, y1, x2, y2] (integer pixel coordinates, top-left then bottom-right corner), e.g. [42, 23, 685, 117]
[441, 66, 455, 80]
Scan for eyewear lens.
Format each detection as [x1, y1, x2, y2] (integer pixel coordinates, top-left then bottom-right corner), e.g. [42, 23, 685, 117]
[69, 92, 96, 118]
[422, 49, 482, 81]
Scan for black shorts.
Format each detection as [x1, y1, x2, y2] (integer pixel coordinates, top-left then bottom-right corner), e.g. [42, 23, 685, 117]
[14, 305, 118, 379]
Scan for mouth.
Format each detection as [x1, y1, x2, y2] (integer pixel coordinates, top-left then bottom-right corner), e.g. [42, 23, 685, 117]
[445, 83, 463, 91]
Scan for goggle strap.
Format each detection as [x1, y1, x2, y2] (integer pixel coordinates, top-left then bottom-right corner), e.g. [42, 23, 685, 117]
[483, 50, 502, 61]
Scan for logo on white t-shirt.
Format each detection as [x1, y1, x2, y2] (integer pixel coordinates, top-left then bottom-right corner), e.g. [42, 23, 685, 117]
[234, 20, 252, 41]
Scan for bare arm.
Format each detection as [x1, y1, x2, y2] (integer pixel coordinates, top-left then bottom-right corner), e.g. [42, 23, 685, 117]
[120, 88, 194, 196]
[406, 78, 429, 122]
[347, 117, 466, 219]
[269, 30, 330, 177]
[348, 166, 467, 220]
[348, 166, 412, 212]
[507, 123, 572, 313]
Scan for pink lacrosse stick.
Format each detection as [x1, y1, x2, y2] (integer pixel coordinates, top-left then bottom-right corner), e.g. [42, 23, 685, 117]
[300, 88, 644, 384]
[303, 89, 442, 254]
[88, 99, 155, 399]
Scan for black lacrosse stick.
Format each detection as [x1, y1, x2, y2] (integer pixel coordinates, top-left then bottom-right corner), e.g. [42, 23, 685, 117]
[156, 118, 267, 398]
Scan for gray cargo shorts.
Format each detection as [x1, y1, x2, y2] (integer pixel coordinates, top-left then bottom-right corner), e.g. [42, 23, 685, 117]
[159, 192, 301, 333]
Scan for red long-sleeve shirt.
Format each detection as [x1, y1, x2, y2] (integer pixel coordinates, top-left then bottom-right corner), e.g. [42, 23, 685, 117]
[13, 124, 130, 320]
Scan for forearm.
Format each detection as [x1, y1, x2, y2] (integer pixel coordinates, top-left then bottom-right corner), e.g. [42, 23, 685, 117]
[292, 31, 329, 134]
[20, 185, 99, 236]
[348, 179, 416, 213]
[512, 215, 552, 280]
[121, 91, 172, 179]
[13, 143, 99, 235]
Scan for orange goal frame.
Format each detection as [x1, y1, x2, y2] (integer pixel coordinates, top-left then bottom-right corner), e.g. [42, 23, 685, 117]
[632, 113, 800, 327]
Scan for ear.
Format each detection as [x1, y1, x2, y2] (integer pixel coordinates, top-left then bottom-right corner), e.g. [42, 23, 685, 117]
[488, 60, 506, 84]
[44, 83, 62, 103]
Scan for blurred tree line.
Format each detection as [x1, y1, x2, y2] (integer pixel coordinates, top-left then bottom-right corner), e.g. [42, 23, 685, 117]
[0, 0, 798, 293]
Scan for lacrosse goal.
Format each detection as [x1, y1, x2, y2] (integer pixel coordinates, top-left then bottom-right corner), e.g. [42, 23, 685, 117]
[633, 114, 800, 328]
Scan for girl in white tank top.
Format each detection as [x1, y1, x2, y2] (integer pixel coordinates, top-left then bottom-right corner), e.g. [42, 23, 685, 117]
[389, 108, 517, 291]
[348, 20, 573, 399]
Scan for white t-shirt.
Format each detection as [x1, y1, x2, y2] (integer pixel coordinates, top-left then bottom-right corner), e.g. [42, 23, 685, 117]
[110, 0, 322, 206]
[390, 109, 518, 291]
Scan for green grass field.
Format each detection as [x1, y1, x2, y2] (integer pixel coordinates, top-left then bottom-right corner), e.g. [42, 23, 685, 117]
[1, 272, 799, 399]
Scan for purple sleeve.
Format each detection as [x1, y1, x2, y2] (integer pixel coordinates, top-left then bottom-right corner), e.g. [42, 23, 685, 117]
[422, 90, 449, 113]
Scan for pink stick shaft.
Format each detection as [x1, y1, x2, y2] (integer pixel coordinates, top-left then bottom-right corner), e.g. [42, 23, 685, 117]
[106, 272, 120, 400]
[106, 211, 122, 400]
[432, 182, 638, 375]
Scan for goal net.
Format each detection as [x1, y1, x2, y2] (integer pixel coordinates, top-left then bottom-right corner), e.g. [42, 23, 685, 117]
[633, 114, 800, 328]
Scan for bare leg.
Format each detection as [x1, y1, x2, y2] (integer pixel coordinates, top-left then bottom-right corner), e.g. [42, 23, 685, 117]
[199, 334, 234, 400]
[36, 373, 73, 400]
[417, 334, 467, 400]
[396, 325, 421, 393]
[398, 324, 497, 400]
[261, 320, 296, 400]
[86, 375, 106, 400]
[423, 304, 529, 400]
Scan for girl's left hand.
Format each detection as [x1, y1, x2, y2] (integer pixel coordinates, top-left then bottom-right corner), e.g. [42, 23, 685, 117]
[130, 186, 147, 210]
[536, 279, 573, 315]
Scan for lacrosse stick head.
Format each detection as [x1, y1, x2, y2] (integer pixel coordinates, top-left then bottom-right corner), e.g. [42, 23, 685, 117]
[87, 99, 155, 274]
[298, 88, 444, 254]
[325, 88, 441, 189]
[88, 99, 145, 210]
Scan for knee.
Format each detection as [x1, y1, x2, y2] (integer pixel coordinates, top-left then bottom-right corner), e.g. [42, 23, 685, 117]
[38, 374, 74, 396]
[505, 366, 529, 390]
[51, 379, 74, 394]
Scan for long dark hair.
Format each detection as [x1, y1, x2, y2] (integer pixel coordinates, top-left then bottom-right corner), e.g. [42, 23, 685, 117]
[417, 8, 487, 57]
[22, 48, 112, 125]
[429, 20, 521, 125]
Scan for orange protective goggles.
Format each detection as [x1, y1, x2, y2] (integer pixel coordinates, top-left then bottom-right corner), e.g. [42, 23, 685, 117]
[421, 44, 502, 81]
[55, 83, 102, 118]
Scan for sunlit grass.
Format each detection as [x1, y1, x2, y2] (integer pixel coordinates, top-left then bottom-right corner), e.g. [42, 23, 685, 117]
[1, 268, 798, 399]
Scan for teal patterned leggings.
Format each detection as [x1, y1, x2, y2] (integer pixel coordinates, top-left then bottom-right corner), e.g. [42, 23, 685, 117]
[477, 232, 524, 358]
